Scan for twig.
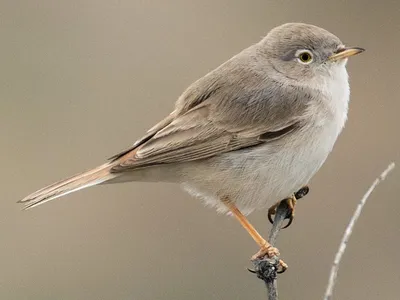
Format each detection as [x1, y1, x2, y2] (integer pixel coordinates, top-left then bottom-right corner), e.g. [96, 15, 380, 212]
[251, 187, 309, 300]
[323, 162, 395, 300]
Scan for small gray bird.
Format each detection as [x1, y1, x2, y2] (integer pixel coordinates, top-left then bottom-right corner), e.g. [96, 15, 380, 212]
[19, 23, 364, 264]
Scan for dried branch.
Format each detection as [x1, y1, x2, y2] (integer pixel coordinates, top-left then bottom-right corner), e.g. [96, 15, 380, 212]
[323, 162, 395, 300]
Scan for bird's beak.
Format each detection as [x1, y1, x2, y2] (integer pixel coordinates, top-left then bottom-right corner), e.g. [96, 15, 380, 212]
[328, 47, 365, 61]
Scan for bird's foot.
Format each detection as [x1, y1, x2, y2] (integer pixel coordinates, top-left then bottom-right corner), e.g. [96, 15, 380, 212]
[268, 196, 297, 229]
[251, 245, 288, 273]
[251, 244, 280, 260]
[267, 186, 309, 229]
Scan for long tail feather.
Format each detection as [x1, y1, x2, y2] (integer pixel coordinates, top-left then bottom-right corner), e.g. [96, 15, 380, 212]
[18, 163, 117, 210]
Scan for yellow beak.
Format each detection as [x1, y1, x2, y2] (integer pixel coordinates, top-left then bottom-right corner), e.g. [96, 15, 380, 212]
[328, 47, 365, 61]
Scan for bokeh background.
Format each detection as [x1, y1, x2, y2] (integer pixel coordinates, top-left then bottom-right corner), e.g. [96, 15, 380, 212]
[1, 1, 399, 299]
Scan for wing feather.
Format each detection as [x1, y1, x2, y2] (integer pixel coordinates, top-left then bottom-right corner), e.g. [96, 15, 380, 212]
[110, 48, 309, 172]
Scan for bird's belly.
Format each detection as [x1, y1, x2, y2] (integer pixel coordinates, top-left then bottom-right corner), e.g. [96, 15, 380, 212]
[180, 126, 338, 215]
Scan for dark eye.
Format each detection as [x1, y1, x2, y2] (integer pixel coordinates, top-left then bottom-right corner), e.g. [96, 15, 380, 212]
[297, 50, 313, 64]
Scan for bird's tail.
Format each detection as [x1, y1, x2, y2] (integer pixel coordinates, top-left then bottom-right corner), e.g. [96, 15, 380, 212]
[18, 163, 118, 210]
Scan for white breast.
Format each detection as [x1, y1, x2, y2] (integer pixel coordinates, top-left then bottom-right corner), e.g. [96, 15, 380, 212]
[314, 62, 350, 134]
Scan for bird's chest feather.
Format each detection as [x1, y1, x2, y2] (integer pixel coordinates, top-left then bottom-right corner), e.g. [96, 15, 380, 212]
[254, 68, 350, 201]
[312, 67, 351, 151]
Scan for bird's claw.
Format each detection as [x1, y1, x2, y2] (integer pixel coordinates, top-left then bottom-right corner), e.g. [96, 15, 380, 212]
[267, 186, 309, 229]
[248, 256, 288, 280]
[249, 245, 288, 277]
[267, 198, 295, 229]
[277, 259, 288, 273]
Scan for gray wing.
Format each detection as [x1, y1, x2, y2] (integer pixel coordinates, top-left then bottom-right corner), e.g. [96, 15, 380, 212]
[110, 50, 309, 172]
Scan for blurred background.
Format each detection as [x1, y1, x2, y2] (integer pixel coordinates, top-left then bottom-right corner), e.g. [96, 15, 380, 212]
[1, 1, 399, 299]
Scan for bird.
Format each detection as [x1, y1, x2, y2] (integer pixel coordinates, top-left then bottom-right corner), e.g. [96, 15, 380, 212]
[19, 23, 364, 267]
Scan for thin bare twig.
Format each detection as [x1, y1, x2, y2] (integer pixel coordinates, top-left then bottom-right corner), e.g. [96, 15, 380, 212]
[323, 162, 395, 300]
[251, 187, 309, 300]
[250, 201, 287, 300]
[265, 200, 290, 299]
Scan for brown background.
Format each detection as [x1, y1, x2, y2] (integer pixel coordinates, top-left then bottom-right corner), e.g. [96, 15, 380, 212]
[1, 1, 399, 299]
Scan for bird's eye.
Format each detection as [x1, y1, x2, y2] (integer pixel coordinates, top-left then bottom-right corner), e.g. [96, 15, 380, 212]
[296, 50, 313, 64]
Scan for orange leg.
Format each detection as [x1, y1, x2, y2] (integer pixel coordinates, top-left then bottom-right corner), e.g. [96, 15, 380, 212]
[221, 197, 282, 262]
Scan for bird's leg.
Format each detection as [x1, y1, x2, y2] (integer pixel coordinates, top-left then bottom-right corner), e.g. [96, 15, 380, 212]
[268, 186, 309, 229]
[221, 197, 287, 271]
